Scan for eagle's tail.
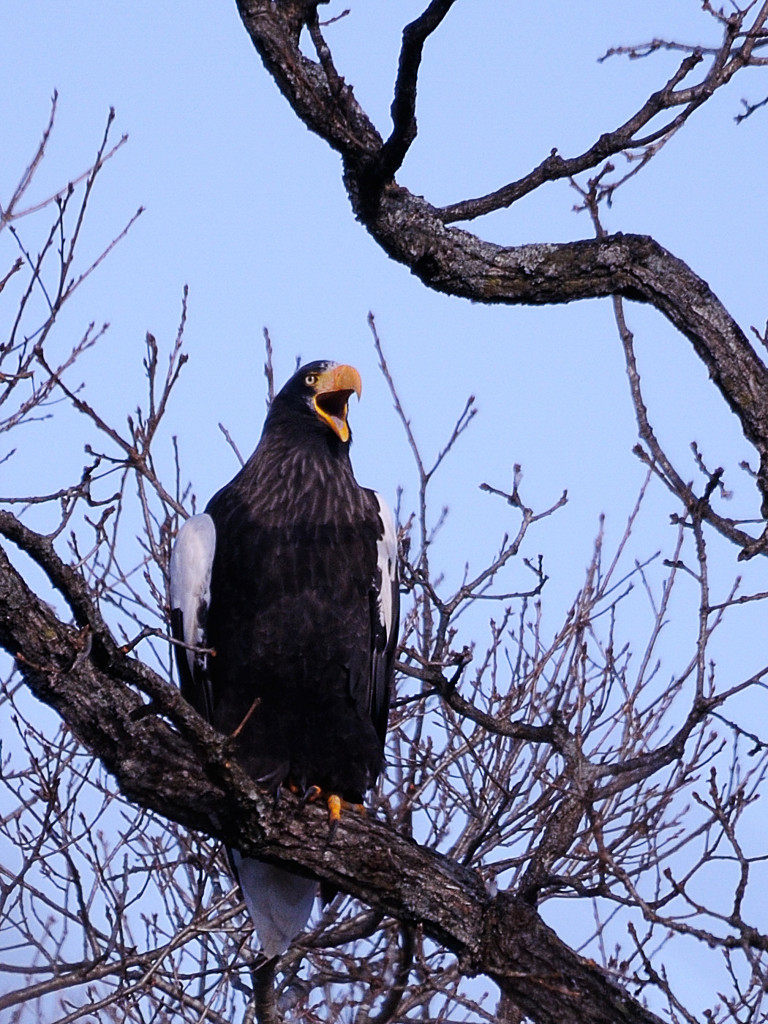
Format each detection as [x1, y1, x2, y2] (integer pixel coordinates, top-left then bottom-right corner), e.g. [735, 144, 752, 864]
[230, 851, 317, 958]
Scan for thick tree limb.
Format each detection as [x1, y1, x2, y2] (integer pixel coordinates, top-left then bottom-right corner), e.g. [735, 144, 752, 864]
[355, 183, 768, 519]
[235, 0, 768, 526]
[0, 524, 665, 1024]
[379, 0, 458, 179]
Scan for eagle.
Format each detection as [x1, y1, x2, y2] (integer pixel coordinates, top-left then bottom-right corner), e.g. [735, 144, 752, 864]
[169, 361, 399, 958]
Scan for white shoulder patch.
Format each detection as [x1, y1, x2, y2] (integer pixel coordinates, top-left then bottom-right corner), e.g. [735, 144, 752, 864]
[373, 491, 398, 638]
[170, 513, 216, 675]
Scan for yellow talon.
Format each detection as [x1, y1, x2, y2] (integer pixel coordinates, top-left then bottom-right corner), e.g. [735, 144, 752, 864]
[327, 794, 342, 823]
[297, 786, 362, 825]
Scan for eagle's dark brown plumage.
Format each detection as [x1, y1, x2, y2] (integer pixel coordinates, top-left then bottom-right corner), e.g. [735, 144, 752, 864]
[170, 360, 399, 957]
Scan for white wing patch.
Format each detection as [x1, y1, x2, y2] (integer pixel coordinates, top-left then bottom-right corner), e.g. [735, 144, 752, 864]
[373, 491, 398, 642]
[170, 513, 216, 689]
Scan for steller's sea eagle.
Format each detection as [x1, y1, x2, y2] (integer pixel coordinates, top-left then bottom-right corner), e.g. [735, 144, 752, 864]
[169, 361, 399, 958]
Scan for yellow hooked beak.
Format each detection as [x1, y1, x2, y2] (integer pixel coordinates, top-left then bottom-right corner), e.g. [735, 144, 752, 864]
[311, 364, 362, 442]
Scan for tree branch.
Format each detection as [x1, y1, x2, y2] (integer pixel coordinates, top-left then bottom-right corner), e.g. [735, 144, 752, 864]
[234, 0, 768, 530]
[378, 0, 457, 179]
[0, 523, 665, 1024]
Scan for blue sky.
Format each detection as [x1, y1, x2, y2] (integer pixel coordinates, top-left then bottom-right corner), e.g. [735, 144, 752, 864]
[4, 1, 766, 649]
[3, 1, 768, 1013]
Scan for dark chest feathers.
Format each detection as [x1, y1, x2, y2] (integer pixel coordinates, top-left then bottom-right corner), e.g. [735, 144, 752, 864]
[203, 445, 386, 798]
[207, 444, 379, 599]
[230, 440, 371, 524]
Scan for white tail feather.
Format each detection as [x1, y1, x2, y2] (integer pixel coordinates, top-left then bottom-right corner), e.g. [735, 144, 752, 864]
[230, 852, 317, 958]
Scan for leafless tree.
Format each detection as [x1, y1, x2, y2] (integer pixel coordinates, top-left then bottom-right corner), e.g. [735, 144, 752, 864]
[2, 4, 768, 1022]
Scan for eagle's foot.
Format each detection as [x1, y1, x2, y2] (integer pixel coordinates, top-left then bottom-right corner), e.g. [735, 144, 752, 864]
[299, 786, 364, 832]
[299, 784, 323, 808]
[327, 793, 342, 824]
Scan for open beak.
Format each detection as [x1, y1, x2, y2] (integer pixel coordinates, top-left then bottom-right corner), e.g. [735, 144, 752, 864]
[312, 364, 362, 442]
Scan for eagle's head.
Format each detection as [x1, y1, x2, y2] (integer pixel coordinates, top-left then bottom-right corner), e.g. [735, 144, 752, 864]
[272, 361, 363, 443]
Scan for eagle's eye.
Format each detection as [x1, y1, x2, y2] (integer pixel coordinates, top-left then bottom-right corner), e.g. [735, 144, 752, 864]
[305, 373, 318, 386]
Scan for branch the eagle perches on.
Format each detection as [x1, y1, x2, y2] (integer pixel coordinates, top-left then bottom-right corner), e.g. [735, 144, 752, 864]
[0, 508, 664, 1024]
